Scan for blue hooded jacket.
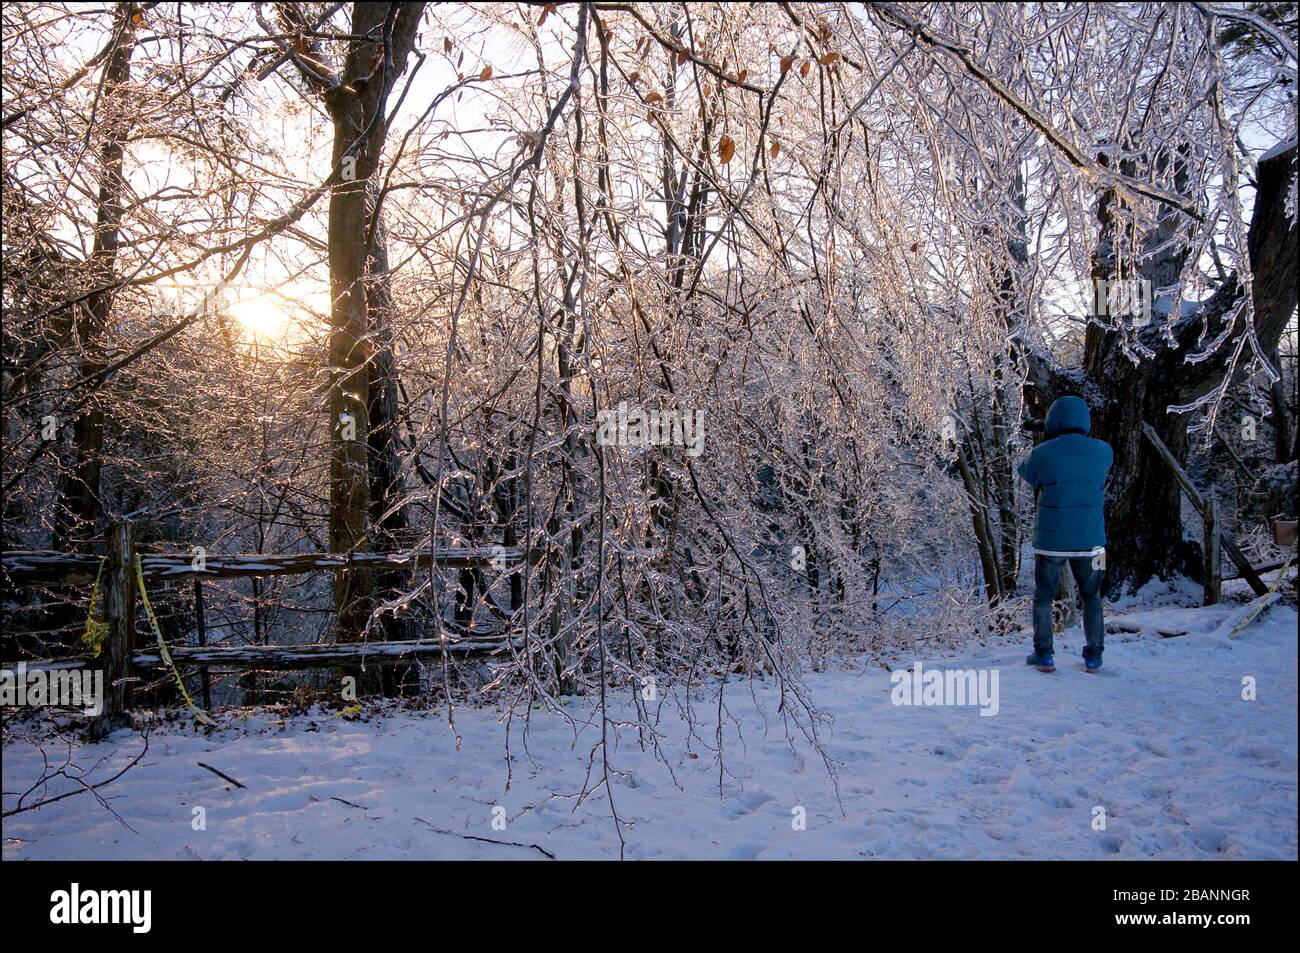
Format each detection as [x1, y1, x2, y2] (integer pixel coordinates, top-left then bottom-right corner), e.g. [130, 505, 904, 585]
[1017, 396, 1113, 553]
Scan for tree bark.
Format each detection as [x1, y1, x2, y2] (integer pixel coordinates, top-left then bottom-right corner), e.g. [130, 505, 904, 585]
[364, 185, 417, 696]
[1269, 347, 1296, 464]
[50, 3, 139, 555]
[322, 3, 424, 654]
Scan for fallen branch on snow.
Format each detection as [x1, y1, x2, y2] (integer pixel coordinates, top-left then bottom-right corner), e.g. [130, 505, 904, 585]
[413, 815, 556, 859]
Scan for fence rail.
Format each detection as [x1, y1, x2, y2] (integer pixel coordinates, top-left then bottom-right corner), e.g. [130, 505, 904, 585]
[1, 522, 525, 737]
[2, 546, 525, 586]
[11, 636, 517, 675]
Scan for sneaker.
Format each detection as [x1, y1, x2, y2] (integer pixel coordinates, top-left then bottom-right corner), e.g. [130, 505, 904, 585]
[1084, 655, 1103, 674]
[1026, 651, 1055, 672]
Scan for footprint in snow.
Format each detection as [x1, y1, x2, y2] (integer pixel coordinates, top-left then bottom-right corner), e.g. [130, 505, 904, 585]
[721, 790, 775, 819]
[1097, 834, 1124, 854]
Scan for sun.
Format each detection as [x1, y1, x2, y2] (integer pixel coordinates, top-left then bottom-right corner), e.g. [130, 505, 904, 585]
[229, 296, 290, 338]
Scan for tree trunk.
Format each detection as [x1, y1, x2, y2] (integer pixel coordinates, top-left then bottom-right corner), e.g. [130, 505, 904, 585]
[51, 3, 138, 554]
[1270, 347, 1296, 464]
[365, 186, 416, 696]
[322, 3, 424, 659]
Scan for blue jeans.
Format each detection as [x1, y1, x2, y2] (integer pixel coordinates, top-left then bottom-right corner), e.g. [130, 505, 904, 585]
[1032, 553, 1104, 658]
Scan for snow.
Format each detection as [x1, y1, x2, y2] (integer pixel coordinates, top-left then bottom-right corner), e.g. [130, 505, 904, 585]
[4, 600, 1296, 860]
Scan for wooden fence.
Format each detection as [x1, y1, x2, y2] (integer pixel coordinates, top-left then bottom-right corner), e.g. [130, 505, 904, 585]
[6, 447, 1288, 737]
[1140, 422, 1272, 604]
[1, 521, 525, 738]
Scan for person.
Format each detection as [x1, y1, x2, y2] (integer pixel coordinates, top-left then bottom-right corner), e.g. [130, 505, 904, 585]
[1017, 395, 1113, 673]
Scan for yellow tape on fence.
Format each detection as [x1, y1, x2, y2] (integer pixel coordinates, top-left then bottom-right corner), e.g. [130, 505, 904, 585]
[134, 555, 215, 726]
[81, 557, 109, 658]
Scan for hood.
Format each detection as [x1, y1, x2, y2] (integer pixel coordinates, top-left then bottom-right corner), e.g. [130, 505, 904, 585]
[1045, 395, 1091, 436]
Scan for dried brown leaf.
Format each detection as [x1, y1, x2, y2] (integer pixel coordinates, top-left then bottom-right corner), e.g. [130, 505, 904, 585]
[719, 135, 736, 164]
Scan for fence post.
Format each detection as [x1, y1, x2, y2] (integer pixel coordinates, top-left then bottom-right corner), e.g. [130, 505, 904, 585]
[1204, 494, 1222, 606]
[194, 578, 212, 710]
[89, 520, 136, 740]
[1140, 422, 1269, 595]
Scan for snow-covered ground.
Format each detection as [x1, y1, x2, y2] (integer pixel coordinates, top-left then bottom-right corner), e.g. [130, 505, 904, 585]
[4, 599, 1296, 860]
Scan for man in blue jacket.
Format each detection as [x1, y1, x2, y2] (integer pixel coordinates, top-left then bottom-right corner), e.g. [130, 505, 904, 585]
[1017, 395, 1113, 673]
